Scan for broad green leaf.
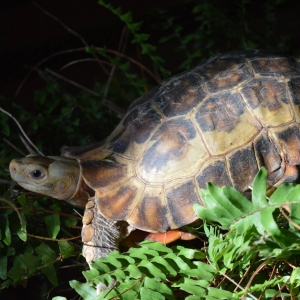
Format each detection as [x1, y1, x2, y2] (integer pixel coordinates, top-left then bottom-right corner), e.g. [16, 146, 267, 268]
[222, 186, 253, 212]
[91, 260, 112, 273]
[139, 240, 172, 254]
[207, 287, 235, 298]
[112, 269, 126, 281]
[52, 297, 67, 300]
[252, 167, 268, 208]
[6, 265, 26, 283]
[17, 194, 32, 216]
[177, 247, 205, 260]
[151, 256, 177, 276]
[140, 287, 165, 300]
[0, 214, 11, 245]
[290, 267, 300, 286]
[43, 214, 60, 239]
[164, 253, 192, 271]
[70, 280, 96, 300]
[108, 251, 135, 264]
[16, 210, 27, 241]
[58, 240, 74, 259]
[144, 277, 174, 299]
[35, 243, 57, 265]
[64, 216, 77, 227]
[193, 203, 225, 224]
[258, 206, 281, 236]
[125, 264, 143, 278]
[41, 263, 58, 286]
[269, 183, 297, 204]
[83, 268, 99, 281]
[207, 183, 243, 218]
[176, 281, 205, 297]
[0, 256, 7, 280]
[20, 253, 40, 274]
[138, 261, 166, 280]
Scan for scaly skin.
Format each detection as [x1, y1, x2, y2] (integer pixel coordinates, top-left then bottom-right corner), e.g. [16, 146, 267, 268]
[9, 155, 92, 208]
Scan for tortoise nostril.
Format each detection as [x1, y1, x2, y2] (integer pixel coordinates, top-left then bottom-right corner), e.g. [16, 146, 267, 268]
[9, 164, 17, 175]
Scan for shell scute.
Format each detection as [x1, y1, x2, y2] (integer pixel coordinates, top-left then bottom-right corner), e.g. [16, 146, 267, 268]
[155, 73, 206, 117]
[240, 78, 292, 126]
[272, 124, 300, 165]
[165, 179, 201, 228]
[95, 177, 145, 221]
[127, 186, 169, 232]
[227, 145, 259, 192]
[196, 159, 232, 190]
[195, 92, 245, 133]
[253, 132, 283, 183]
[197, 55, 252, 93]
[138, 118, 209, 183]
[250, 56, 300, 77]
[107, 102, 162, 157]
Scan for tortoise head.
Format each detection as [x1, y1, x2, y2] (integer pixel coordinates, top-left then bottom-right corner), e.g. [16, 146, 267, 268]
[9, 155, 92, 207]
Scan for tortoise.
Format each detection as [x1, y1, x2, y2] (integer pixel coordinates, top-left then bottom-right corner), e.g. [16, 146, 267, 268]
[10, 49, 300, 265]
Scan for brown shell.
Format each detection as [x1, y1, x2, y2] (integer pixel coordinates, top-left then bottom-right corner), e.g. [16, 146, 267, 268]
[63, 50, 300, 233]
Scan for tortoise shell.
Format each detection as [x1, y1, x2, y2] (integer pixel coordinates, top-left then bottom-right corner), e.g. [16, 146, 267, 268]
[63, 49, 300, 233]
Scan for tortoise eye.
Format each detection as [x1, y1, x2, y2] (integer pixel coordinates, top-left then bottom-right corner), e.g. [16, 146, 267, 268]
[29, 169, 45, 179]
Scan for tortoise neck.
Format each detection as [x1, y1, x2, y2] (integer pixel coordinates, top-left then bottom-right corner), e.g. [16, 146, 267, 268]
[68, 171, 93, 208]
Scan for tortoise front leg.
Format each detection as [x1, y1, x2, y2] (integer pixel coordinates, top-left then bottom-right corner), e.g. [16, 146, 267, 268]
[82, 197, 129, 266]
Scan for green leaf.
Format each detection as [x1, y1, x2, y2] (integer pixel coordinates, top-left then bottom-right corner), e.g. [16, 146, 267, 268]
[138, 261, 166, 280]
[35, 243, 57, 265]
[207, 287, 235, 298]
[58, 240, 74, 259]
[257, 206, 281, 236]
[43, 214, 60, 239]
[125, 264, 143, 279]
[17, 194, 32, 216]
[41, 263, 58, 286]
[0, 214, 11, 245]
[252, 167, 268, 208]
[6, 265, 26, 283]
[70, 280, 96, 300]
[144, 277, 174, 299]
[20, 253, 40, 274]
[139, 240, 172, 254]
[15, 211, 27, 242]
[0, 256, 7, 280]
[82, 269, 99, 281]
[175, 278, 206, 297]
[207, 183, 242, 218]
[140, 287, 165, 300]
[290, 267, 300, 285]
[151, 256, 177, 276]
[222, 186, 253, 212]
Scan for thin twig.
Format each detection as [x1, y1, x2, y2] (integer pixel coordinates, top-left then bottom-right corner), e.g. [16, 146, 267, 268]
[205, 255, 258, 300]
[30, 0, 109, 75]
[19, 134, 36, 154]
[102, 99, 126, 118]
[45, 68, 101, 97]
[60, 58, 110, 71]
[16, 47, 160, 97]
[0, 106, 43, 155]
[234, 252, 259, 292]
[103, 26, 129, 101]
[280, 206, 300, 230]
[3, 138, 27, 156]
